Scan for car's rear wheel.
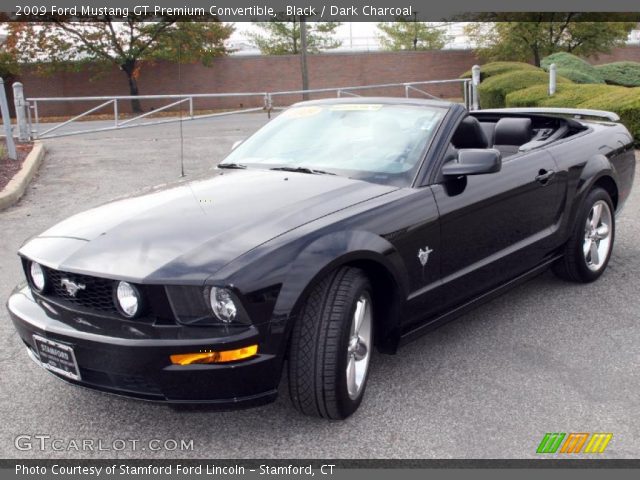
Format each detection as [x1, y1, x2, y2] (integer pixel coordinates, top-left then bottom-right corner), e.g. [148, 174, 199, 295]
[288, 267, 373, 419]
[553, 187, 615, 283]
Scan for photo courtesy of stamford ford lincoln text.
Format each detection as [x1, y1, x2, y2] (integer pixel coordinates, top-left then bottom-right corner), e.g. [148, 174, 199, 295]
[0, 0, 639, 479]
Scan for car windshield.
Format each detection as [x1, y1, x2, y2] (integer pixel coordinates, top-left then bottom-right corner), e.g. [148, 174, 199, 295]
[220, 103, 446, 187]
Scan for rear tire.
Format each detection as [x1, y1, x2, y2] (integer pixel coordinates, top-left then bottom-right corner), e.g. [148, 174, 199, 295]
[288, 267, 373, 419]
[553, 187, 615, 283]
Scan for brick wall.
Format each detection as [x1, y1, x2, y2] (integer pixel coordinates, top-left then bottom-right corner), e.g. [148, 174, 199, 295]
[18, 50, 480, 117]
[588, 46, 640, 64]
[16, 46, 640, 117]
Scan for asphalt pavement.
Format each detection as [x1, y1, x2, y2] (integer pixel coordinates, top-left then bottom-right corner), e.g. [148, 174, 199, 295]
[1, 113, 639, 459]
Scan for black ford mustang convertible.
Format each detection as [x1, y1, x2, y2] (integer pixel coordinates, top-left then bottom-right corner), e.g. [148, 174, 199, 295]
[8, 98, 635, 419]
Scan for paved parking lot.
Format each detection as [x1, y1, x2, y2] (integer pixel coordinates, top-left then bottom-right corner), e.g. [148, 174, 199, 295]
[1, 114, 639, 459]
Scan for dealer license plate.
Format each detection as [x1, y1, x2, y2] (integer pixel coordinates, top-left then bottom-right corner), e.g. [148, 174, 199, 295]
[32, 335, 81, 381]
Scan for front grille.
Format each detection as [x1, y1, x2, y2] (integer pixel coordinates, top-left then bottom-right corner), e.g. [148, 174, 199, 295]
[42, 266, 118, 314]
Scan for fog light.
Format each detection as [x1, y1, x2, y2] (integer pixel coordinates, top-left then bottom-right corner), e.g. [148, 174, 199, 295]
[170, 345, 258, 365]
[209, 287, 237, 323]
[29, 262, 46, 292]
[115, 281, 141, 318]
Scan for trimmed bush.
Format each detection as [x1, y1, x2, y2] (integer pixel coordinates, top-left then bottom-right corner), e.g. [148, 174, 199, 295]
[578, 86, 640, 110]
[556, 68, 603, 85]
[506, 84, 625, 108]
[541, 52, 605, 84]
[460, 61, 540, 81]
[479, 70, 572, 109]
[595, 61, 640, 87]
[541, 84, 625, 107]
[506, 83, 640, 142]
[581, 88, 640, 141]
[504, 84, 552, 108]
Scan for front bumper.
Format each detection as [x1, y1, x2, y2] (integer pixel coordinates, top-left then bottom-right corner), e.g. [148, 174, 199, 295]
[7, 286, 281, 408]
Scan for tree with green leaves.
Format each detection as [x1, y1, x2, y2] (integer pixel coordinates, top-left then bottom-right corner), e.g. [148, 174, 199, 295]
[248, 16, 341, 55]
[6, 19, 234, 112]
[377, 19, 447, 51]
[465, 14, 636, 67]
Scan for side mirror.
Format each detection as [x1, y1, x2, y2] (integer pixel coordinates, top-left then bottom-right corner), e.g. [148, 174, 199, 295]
[231, 139, 244, 151]
[442, 149, 502, 176]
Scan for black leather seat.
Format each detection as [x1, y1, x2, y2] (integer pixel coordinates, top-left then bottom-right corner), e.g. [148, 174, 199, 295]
[493, 118, 533, 157]
[451, 116, 489, 149]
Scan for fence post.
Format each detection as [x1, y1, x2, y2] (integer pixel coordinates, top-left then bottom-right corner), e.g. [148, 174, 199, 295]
[263, 93, 272, 119]
[0, 78, 17, 159]
[12, 82, 30, 141]
[549, 63, 557, 96]
[471, 65, 481, 110]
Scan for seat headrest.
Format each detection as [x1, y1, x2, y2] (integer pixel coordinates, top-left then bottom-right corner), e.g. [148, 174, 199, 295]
[451, 116, 489, 149]
[479, 122, 496, 147]
[494, 118, 533, 146]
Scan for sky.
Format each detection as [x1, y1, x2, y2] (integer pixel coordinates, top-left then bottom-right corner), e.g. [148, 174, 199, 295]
[230, 22, 386, 50]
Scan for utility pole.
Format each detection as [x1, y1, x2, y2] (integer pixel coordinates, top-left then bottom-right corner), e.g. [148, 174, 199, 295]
[300, 15, 309, 100]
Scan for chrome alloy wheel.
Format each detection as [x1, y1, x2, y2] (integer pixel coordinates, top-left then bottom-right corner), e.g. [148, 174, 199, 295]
[583, 200, 613, 272]
[346, 293, 372, 400]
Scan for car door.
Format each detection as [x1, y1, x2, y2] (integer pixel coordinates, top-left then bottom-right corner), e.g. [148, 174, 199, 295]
[428, 148, 562, 313]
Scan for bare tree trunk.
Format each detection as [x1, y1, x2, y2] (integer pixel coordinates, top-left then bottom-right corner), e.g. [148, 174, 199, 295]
[122, 60, 143, 113]
[533, 48, 541, 67]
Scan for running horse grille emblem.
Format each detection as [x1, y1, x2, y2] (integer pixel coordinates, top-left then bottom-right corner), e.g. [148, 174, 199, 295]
[418, 246, 433, 267]
[60, 278, 86, 297]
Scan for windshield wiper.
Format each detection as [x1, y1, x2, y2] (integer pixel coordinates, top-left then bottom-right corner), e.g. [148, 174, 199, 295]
[270, 166, 336, 175]
[218, 163, 247, 169]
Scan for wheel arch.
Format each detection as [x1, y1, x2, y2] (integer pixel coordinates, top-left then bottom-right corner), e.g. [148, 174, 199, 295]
[576, 153, 619, 207]
[591, 175, 619, 210]
[275, 230, 408, 354]
[565, 155, 620, 236]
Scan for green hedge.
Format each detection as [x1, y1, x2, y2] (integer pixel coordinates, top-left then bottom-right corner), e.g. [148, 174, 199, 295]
[580, 87, 640, 141]
[595, 61, 640, 87]
[507, 84, 626, 108]
[503, 84, 551, 107]
[505, 83, 640, 142]
[478, 70, 572, 109]
[556, 68, 603, 85]
[460, 61, 540, 81]
[541, 52, 605, 84]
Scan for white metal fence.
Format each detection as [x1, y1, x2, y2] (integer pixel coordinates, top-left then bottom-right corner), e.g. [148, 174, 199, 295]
[13, 77, 478, 141]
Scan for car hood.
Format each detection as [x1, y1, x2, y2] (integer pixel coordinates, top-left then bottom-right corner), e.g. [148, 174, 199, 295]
[20, 169, 397, 283]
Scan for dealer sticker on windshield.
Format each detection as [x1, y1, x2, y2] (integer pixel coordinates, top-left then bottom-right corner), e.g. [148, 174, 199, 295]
[32, 335, 81, 381]
[281, 106, 322, 118]
[330, 104, 383, 111]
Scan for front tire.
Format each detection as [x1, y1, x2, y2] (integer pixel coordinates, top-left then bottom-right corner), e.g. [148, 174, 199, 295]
[288, 267, 373, 419]
[553, 187, 615, 283]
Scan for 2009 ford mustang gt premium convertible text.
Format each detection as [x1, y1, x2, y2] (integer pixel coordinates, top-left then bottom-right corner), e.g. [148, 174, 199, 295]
[7, 99, 635, 419]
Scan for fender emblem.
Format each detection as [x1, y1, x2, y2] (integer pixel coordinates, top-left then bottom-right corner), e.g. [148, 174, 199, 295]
[418, 246, 433, 267]
[60, 278, 86, 297]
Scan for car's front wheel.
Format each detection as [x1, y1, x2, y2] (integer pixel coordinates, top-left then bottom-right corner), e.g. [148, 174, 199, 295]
[553, 187, 615, 283]
[288, 267, 373, 419]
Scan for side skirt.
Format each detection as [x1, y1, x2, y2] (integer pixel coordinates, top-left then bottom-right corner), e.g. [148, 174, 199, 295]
[397, 255, 562, 348]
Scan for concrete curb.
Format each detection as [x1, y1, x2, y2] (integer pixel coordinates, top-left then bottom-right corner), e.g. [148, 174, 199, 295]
[0, 141, 45, 211]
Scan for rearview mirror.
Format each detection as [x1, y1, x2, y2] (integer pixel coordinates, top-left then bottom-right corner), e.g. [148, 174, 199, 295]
[442, 149, 502, 176]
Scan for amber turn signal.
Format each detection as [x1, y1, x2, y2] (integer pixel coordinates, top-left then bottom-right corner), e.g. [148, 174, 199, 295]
[170, 345, 258, 365]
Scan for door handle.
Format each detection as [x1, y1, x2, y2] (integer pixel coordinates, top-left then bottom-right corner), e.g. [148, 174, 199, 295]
[536, 169, 555, 184]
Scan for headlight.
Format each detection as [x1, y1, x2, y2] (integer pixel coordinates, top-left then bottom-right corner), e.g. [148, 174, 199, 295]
[209, 287, 237, 323]
[115, 281, 141, 318]
[29, 262, 46, 292]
